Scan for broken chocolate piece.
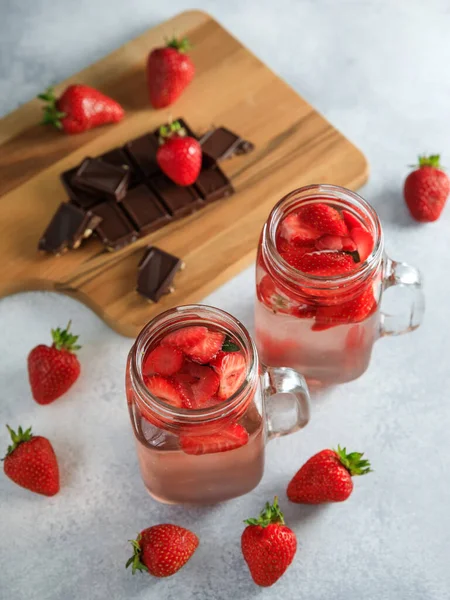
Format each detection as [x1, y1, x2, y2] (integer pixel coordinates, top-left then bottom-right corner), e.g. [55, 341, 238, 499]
[137, 246, 183, 302]
[38, 203, 101, 254]
[150, 174, 203, 219]
[121, 184, 171, 235]
[91, 202, 138, 251]
[61, 166, 102, 209]
[72, 157, 130, 201]
[99, 148, 141, 187]
[200, 127, 253, 161]
[124, 133, 160, 179]
[194, 155, 234, 203]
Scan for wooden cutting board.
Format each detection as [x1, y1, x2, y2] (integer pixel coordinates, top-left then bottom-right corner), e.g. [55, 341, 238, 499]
[0, 10, 368, 337]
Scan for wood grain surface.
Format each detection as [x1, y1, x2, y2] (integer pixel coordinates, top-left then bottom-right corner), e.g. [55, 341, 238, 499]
[0, 9, 368, 337]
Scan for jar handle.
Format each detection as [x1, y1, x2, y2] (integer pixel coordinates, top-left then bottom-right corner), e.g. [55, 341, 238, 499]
[379, 257, 425, 336]
[263, 367, 311, 441]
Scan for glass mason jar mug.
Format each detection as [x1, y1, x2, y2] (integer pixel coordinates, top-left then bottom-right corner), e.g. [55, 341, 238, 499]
[126, 305, 311, 505]
[255, 184, 425, 386]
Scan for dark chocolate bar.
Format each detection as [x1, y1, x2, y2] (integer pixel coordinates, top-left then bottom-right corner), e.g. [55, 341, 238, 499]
[200, 127, 254, 161]
[124, 133, 160, 179]
[137, 246, 183, 302]
[194, 155, 234, 203]
[61, 166, 102, 209]
[154, 118, 197, 140]
[91, 202, 138, 251]
[121, 184, 171, 235]
[150, 174, 203, 219]
[99, 148, 141, 187]
[72, 157, 130, 201]
[38, 203, 102, 254]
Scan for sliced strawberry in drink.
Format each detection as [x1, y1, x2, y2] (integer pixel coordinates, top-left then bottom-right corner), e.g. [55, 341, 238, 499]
[185, 330, 225, 364]
[295, 251, 356, 276]
[210, 351, 247, 400]
[315, 235, 343, 251]
[341, 236, 357, 252]
[179, 422, 249, 455]
[143, 345, 184, 376]
[280, 246, 315, 269]
[350, 227, 374, 262]
[256, 275, 291, 312]
[313, 285, 376, 330]
[342, 209, 363, 231]
[181, 362, 220, 408]
[289, 304, 317, 319]
[297, 203, 348, 236]
[161, 326, 208, 352]
[279, 212, 318, 246]
[144, 375, 184, 408]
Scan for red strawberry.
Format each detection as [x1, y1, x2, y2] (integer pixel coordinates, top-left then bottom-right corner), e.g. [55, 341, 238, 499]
[183, 362, 219, 407]
[287, 446, 371, 503]
[342, 209, 363, 231]
[350, 227, 374, 262]
[241, 497, 297, 587]
[179, 422, 248, 455]
[294, 251, 356, 276]
[256, 275, 290, 312]
[313, 285, 376, 330]
[38, 85, 124, 134]
[156, 121, 202, 186]
[297, 203, 348, 236]
[278, 212, 318, 246]
[185, 330, 225, 364]
[146, 37, 195, 109]
[28, 321, 81, 404]
[210, 351, 247, 400]
[404, 154, 450, 222]
[161, 326, 208, 352]
[144, 375, 184, 408]
[143, 345, 184, 376]
[126, 524, 198, 577]
[3, 426, 59, 496]
[280, 246, 315, 270]
[315, 234, 343, 251]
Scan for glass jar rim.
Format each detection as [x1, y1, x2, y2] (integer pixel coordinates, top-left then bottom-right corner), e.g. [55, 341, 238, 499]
[263, 184, 384, 289]
[129, 304, 258, 424]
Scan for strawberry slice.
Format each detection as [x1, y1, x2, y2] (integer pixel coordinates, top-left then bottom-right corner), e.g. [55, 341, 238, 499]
[342, 209, 363, 231]
[297, 203, 348, 236]
[279, 246, 315, 270]
[180, 362, 220, 408]
[179, 422, 249, 455]
[143, 345, 184, 376]
[144, 375, 184, 408]
[278, 212, 318, 246]
[210, 351, 247, 400]
[185, 330, 225, 364]
[350, 228, 374, 262]
[161, 326, 208, 352]
[313, 286, 376, 330]
[295, 251, 356, 276]
[315, 235, 343, 251]
[257, 276, 288, 311]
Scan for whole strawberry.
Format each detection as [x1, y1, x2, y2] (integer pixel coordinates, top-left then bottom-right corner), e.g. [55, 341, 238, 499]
[156, 121, 202, 186]
[287, 446, 371, 504]
[38, 85, 124, 134]
[147, 37, 195, 108]
[404, 154, 450, 222]
[28, 321, 81, 405]
[241, 497, 297, 587]
[126, 524, 199, 577]
[3, 425, 60, 496]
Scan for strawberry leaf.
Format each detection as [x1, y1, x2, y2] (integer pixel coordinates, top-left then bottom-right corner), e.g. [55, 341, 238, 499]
[222, 336, 240, 353]
[335, 445, 372, 476]
[126, 534, 149, 574]
[244, 496, 285, 527]
[3, 425, 33, 459]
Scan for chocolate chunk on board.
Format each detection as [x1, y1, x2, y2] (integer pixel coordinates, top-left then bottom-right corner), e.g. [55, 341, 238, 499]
[153, 118, 197, 140]
[38, 203, 102, 254]
[61, 166, 102, 209]
[99, 148, 141, 187]
[200, 127, 254, 161]
[124, 133, 160, 179]
[121, 184, 171, 235]
[194, 155, 234, 203]
[91, 202, 138, 251]
[149, 174, 203, 219]
[137, 246, 183, 302]
[72, 157, 130, 202]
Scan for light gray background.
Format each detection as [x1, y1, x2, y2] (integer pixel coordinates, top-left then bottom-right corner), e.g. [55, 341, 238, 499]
[1, 1, 449, 599]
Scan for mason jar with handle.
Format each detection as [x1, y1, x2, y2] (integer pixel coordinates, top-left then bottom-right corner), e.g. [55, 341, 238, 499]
[255, 184, 425, 386]
[126, 305, 311, 505]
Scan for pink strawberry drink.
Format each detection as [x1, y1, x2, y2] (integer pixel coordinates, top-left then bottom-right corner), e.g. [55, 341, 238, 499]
[126, 305, 311, 504]
[255, 185, 425, 386]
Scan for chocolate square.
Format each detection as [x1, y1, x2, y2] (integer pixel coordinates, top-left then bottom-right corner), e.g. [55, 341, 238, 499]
[91, 202, 138, 251]
[61, 166, 102, 209]
[99, 148, 141, 187]
[72, 157, 130, 201]
[121, 184, 171, 235]
[194, 155, 234, 203]
[200, 127, 254, 161]
[124, 133, 160, 179]
[38, 203, 102, 254]
[137, 246, 183, 302]
[149, 174, 203, 219]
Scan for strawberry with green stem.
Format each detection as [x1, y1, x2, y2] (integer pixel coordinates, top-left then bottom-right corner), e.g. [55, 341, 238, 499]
[156, 120, 202, 186]
[404, 154, 450, 222]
